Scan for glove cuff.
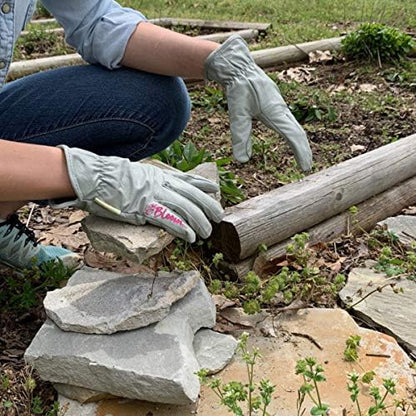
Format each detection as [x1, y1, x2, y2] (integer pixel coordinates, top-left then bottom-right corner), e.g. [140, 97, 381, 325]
[204, 34, 255, 86]
[49, 145, 104, 210]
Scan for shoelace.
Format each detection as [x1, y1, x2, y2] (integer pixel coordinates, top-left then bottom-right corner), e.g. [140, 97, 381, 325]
[1, 214, 39, 248]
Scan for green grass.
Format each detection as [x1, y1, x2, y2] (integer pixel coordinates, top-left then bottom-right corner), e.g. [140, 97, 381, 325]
[119, 0, 416, 46]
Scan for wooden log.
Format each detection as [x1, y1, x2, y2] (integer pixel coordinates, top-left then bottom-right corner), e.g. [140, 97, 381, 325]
[252, 37, 343, 68]
[150, 18, 271, 32]
[212, 134, 416, 262]
[30, 18, 56, 25]
[21, 27, 64, 36]
[228, 174, 416, 279]
[198, 29, 258, 43]
[7, 54, 85, 81]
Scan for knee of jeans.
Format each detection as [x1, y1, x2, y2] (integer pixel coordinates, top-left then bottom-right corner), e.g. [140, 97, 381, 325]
[151, 77, 191, 153]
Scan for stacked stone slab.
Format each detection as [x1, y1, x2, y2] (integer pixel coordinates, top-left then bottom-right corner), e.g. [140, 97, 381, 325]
[82, 161, 221, 264]
[25, 268, 237, 405]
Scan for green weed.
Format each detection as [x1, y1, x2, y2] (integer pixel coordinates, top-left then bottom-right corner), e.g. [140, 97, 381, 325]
[198, 333, 275, 416]
[1, 367, 67, 415]
[0, 259, 75, 312]
[14, 28, 72, 60]
[153, 139, 245, 204]
[344, 335, 361, 362]
[211, 233, 346, 314]
[347, 372, 398, 416]
[342, 23, 414, 64]
[190, 86, 227, 112]
[290, 100, 337, 124]
[296, 357, 329, 416]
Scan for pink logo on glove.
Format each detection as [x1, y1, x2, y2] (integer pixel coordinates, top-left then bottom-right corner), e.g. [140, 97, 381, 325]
[145, 203, 185, 228]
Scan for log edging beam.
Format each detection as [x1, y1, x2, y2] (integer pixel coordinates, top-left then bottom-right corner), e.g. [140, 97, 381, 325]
[229, 174, 416, 278]
[212, 134, 416, 262]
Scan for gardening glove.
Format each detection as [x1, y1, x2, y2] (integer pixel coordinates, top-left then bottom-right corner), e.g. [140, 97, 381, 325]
[51, 146, 224, 243]
[204, 35, 313, 172]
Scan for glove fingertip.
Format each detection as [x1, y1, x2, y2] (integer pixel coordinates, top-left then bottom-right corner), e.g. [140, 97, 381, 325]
[185, 230, 197, 244]
[234, 153, 251, 163]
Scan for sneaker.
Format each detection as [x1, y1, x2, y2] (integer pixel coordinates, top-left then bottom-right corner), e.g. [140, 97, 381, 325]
[0, 214, 81, 270]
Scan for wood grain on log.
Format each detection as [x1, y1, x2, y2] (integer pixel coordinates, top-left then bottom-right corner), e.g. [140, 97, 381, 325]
[198, 29, 258, 42]
[252, 37, 343, 68]
[229, 175, 416, 279]
[8, 54, 85, 80]
[151, 18, 271, 32]
[212, 134, 416, 262]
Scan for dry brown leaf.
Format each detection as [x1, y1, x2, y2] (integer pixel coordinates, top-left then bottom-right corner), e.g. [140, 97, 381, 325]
[68, 210, 88, 224]
[350, 144, 366, 152]
[84, 249, 155, 275]
[309, 49, 334, 64]
[212, 294, 236, 311]
[403, 206, 416, 215]
[277, 66, 316, 84]
[359, 83, 377, 92]
[38, 223, 89, 252]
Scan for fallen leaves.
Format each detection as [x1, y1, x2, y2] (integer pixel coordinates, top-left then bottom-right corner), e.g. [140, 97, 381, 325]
[350, 144, 366, 153]
[38, 223, 89, 253]
[277, 66, 317, 84]
[309, 49, 334, 64]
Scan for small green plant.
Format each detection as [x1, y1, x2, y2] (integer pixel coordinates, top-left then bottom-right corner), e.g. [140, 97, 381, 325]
[347, 372, 397, 416]
[198, 333, 275, 416]
[290, 101, 337, 124]
[214, 233, 345, 314]
[223, 281, 240, 299]
[286, 232, 311, 267]
[34, 2, 53, 18]
[1, 367, 67, 415]
[0, 259, 75, 312]
[14, 28, 71, 60]
[295, 357, 329, 416]
[190, 86, 227, 112]
[341, 23, 414, 64]
[344, 335, 361, 362]
[153, 139, 245, 204]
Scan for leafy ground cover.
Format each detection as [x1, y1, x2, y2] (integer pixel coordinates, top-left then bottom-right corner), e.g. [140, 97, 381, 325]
[2, 1, 416, 414]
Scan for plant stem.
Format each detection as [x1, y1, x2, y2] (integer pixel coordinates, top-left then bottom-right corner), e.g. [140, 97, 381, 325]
[348, 275, 403, 309]
[356, 398, 363, 416]
[312, 377, 322, 407]
[379, 389, 390, 408]
[309, 364, 322, 407]
[248, 361, 254, 416]
[302, 375, 319, 407]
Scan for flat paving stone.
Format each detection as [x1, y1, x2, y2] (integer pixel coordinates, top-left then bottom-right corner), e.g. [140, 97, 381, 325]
[44, 269, 199, 334]
[379, 215, 416, 246]
[339, 267, 416, 357]
[58, 309, 415, 416]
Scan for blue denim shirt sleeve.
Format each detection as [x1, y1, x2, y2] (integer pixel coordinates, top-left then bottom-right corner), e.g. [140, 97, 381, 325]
[40, 0, 146, 69]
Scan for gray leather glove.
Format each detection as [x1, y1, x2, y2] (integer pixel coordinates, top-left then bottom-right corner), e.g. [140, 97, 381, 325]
[53, 146, 224, 243]
[204, 35, 313, 172]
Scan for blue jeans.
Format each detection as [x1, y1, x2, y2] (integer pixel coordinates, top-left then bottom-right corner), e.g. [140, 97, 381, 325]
[0, 65, 191, 160]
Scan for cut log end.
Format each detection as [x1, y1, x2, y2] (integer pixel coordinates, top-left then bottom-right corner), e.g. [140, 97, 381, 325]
[211, 221, 241, 262]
